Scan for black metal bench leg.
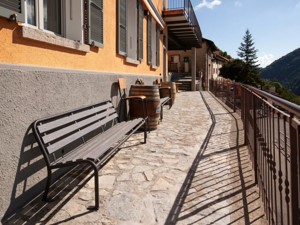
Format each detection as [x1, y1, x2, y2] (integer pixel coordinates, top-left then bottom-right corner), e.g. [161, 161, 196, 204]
[87, 163, 99, 210]
[143, 120, 147, 143]
[169, 88, 172, 109]
[142, 99, 149, 135]
[43, 168, 52, 201]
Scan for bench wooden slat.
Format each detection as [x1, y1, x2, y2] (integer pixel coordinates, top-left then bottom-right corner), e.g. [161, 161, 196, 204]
[53, 122, 126, 164]
[42, 108, 116, 144]
[47, 113, 118, 154]
[37, 102, 114, 133]
[53, 118, 143, 165]
[84, 118, 143, 159]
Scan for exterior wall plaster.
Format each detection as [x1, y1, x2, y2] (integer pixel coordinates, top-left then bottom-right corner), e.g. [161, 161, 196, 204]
[0, 0, 165, 76]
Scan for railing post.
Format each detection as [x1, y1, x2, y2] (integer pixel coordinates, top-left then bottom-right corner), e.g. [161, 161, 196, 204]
[290, 114, 300, 224]
[244, 88, 249, 145]
[252, 93, 258, 184]
[233, 82, 236, 112]
[191, 47, 196, 91]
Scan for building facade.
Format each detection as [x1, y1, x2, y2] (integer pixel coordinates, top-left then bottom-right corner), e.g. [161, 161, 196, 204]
[0, 0, 169, 220]
[211, 52, 229, 79]
[168, 38, 229, 91]
[0, 0, 166, 75]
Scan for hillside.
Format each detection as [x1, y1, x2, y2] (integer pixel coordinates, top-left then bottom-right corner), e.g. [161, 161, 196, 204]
[260, 48, 300, 95]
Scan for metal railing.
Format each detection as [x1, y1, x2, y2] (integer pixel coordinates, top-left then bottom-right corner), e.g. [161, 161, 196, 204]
[165, 0, 202, 42]
[210, 78, 300, 225]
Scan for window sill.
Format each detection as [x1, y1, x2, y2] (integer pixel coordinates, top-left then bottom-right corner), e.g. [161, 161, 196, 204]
[151, 65, 158, 70]
[20, 25, 90, 53]
[125, 57, 141, 65]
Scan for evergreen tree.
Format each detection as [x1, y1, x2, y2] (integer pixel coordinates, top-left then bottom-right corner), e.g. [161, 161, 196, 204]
[237, 29, 261, 86]
[220, 59, 245, 82]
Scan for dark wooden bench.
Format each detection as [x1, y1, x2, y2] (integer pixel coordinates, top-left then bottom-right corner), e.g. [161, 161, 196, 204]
[32, 100, 147, 210]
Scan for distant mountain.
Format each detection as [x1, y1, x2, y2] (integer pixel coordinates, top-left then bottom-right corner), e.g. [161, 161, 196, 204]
[260, 48, 300, 96]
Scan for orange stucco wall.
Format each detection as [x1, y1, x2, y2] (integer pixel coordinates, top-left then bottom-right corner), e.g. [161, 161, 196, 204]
[0, 1, 165, 76]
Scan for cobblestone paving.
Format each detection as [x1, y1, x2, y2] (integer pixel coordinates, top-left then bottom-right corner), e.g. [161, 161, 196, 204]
[4, 91, 268, 225]
[167, 92, 268, 225]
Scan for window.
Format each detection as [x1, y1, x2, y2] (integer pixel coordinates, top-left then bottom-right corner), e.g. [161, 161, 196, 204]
[26, 0, 59, 32]
[43, 0, 62, 34]
[26, 0, 35, 25]
[0, 0, 103, 48]
[24, 0, 62, 34]
[147, 14, 160, 68]
[24, 0, 82, 41]
[118, 0, 143, 63]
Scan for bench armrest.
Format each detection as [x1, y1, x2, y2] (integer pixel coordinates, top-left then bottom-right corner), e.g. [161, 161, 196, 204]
[124, 96, 146, 100]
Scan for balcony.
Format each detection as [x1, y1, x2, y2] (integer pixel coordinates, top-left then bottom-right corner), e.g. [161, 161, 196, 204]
[2, 82, 299, 224]
[163, 0, 202, 50]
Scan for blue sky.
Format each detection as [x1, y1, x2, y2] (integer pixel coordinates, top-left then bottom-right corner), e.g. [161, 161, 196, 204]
[192, 0, 300, 67]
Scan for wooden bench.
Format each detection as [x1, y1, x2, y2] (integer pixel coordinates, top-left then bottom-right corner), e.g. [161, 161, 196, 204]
[32, 100, 147, 210]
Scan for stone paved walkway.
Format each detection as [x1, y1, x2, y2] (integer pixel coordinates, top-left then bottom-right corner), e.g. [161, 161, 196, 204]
[4, 91, 268, 225]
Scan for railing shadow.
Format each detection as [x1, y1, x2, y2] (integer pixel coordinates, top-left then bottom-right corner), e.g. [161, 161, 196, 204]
[164, 92, 266, 225]
[1, 140, 93, 225]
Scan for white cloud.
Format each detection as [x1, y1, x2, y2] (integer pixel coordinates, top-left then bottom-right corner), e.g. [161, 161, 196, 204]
[195, 0, 222, 10]
[258, 53, 275, 68]
[234, 1, 242, 7]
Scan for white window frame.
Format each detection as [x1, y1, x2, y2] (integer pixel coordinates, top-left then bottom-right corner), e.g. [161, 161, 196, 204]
[24, 0, 84, 43]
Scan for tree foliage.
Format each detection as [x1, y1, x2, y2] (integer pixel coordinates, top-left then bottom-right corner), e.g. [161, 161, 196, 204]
[262, 79, 300, 105]
[236, 29, 261, 86]
[219, 30, 300, 104]
[237, 29, 259, 68]
[219, 59, 245, 82]
[219, 50, 232, 59]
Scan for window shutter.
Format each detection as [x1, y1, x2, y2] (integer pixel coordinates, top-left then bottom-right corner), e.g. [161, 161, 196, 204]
[65, 0, 84, 43]
[118, 0, 127, 55]
[88, 0, 103, 47]
[0, 0, 25, 22]
[156, 25, 160, 67]
[137, 0, 143, 61]
[147, 14, 152, 65]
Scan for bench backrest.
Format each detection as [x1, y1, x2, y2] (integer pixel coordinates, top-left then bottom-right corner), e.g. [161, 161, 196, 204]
[33, 101, 119, 165]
